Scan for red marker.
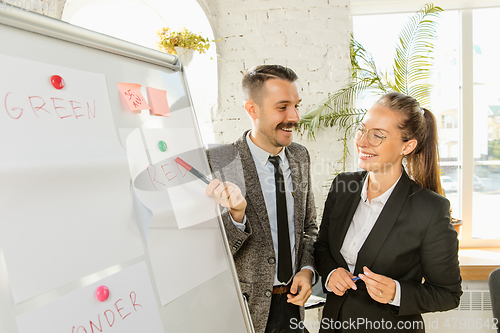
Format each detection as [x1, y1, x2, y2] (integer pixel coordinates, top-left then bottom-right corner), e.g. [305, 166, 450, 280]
[175, 157, 211, 184]
[51, 75, 65, 90]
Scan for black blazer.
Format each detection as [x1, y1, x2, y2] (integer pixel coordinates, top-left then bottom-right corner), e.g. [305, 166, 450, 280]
[314, 171, 462, 332]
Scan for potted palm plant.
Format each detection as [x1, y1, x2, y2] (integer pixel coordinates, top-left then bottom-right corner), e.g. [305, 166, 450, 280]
[298, 4, 461, 233]
[298, 3, 443, 171]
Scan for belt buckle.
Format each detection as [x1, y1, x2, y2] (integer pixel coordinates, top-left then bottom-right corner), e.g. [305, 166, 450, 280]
[275, 285, 288, 294]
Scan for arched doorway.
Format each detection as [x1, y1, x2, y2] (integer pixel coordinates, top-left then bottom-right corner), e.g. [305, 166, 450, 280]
[62, 0, 217, 144]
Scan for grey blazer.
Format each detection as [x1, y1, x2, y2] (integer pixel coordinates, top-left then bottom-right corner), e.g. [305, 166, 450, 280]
[207, 130, 318, 333]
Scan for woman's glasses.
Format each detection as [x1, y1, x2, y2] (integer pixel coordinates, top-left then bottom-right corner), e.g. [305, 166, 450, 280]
[351, 123, 406, 147]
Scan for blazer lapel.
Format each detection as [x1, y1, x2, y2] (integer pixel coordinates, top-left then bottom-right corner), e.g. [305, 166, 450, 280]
[354, 171, 412, 275]
[331, 172, 367, 269]
[234, 131, 274, 250]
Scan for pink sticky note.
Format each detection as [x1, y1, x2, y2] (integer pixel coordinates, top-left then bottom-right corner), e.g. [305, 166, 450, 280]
[147, 87, 171, 117]
[117, 83, 150, 111]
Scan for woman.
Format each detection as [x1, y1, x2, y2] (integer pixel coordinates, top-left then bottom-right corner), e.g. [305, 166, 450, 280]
[314, 92, 462, 332]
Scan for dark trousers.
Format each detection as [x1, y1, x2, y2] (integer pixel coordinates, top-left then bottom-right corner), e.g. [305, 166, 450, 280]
[265, 293, 304, 333]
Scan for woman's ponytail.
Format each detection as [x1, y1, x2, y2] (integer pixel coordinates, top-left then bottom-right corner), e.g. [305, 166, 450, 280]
[376, 93, 444, 196]
[406, 108, 444, 196]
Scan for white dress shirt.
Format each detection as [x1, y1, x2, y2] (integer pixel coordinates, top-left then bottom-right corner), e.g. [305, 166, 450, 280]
[326, 173, 402, 306]
[230, 132, 314, 286]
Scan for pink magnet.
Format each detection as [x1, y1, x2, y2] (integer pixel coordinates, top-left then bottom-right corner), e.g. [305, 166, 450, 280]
[51, 75, 65, 90]
[95, 286, 109, 302]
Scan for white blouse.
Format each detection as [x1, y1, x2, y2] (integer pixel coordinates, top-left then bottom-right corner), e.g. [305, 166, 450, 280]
[326, 173, 402, 306]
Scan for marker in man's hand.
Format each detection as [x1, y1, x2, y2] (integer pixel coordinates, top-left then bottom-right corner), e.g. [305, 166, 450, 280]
[351, 277, 360, 282]
[175, 157, 211, 185]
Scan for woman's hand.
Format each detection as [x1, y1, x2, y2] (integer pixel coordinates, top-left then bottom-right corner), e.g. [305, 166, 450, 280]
[327, 267, 358, 296]
[359, 266, 396, 304]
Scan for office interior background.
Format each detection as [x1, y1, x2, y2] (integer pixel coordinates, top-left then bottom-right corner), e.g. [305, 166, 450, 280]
[4, 0, 500, 331]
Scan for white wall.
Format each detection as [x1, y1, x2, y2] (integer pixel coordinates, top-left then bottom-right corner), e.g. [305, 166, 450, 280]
[197, 0, 353, 206]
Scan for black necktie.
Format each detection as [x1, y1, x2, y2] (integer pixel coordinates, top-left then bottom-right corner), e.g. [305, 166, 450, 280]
[268, 155, 292, 283]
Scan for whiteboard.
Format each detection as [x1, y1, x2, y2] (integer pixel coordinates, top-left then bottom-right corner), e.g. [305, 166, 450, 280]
[0, 8, 252, 333]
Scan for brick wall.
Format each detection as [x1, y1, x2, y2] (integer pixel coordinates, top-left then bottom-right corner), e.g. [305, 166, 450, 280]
[198, 0, 353, 210]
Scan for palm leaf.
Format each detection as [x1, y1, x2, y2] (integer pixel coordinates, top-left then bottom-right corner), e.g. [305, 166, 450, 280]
[298, 36, 389, 139]
[392, 4, 443, 107]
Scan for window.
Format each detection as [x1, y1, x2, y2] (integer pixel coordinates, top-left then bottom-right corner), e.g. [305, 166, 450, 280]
[442, 114, 458, 129]
[353, 3, 500, 247]
[472, 8, 500, 240]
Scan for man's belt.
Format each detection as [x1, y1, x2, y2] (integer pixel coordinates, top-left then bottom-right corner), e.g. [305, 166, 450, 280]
[272, 284, 290, 294]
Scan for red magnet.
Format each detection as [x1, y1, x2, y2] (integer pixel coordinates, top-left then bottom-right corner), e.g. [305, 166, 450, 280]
[95, 285, 109, 302]
[51, 75, 65, 90]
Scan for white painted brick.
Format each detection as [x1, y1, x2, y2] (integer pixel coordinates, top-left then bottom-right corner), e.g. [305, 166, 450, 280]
[308, 7, 337, 20]
[263, 32, 287, 46]
[203, 0, 352, 208]
[222, 60, 245, 75]
[226, 10, 248, 23]
[256, 22, 283, 35]
[283, 8, 305, 20]
[222, 47, 257, 61]
[305, 31, 334, 46]
[284, 58, 308, 74]
[306, 60, 324, 72]
[293, 18, 329, 32]
[237, 33, 270, 48]
[242, 57, 266, 70]
[266, 8, 286, 21]
[244, 10, 269, 24]
[306, 80, 330, 95]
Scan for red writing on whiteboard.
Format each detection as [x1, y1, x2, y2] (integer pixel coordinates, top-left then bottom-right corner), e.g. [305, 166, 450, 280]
[71, 291, 142, 333]
[147, 159, 188, 190]
[4, 92, 96, 120]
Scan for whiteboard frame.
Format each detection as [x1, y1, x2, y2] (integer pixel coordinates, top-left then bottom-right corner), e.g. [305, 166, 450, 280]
[0, 7, 254, 333]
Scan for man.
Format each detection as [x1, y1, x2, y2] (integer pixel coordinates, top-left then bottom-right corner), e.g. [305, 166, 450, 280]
[206, 65, 318, 333]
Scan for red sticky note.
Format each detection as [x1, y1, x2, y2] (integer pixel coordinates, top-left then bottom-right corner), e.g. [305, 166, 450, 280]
[147, 87, 171, 117]
[117, 83, 150, 111]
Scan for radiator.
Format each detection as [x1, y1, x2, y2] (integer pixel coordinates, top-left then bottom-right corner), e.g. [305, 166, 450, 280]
[424, 290, 497, 332]
[305, 290, 497, 333]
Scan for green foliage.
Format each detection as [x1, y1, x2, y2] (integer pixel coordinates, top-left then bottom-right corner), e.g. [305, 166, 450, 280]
[156, 27, 213, 55]
[489, 139, 500, 160]
[298, 3, 443, 170]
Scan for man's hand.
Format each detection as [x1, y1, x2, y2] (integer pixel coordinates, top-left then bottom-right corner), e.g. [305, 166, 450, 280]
[287, 268, 313, 306]
[206, 179, 247, 222]
[326, 267, 357, 296]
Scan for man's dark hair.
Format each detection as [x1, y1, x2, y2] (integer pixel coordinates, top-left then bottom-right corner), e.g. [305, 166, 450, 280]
[242, 65, 298, 105]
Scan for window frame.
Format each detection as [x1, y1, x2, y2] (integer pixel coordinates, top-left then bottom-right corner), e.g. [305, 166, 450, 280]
[351, 1, 500, 247]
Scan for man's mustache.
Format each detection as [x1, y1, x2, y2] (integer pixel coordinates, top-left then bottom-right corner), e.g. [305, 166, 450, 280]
[277, 122, 298, 130]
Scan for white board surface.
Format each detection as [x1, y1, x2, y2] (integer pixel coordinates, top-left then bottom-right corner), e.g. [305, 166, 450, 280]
[15, 261, 164, 333]
[0, 8, 252, 333]
[0, 54, 144, 304]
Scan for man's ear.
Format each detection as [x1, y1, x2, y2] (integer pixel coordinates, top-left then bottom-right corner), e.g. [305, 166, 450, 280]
[402, 139, 417, 156]
[245, 100, 258, 120]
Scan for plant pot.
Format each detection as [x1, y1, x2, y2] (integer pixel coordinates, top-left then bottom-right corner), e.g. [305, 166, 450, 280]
[174, 47, 195, 67]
